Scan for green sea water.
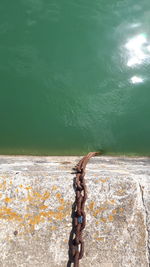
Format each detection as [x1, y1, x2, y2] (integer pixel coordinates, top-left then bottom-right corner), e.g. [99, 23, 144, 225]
[0, 0, 150, 156]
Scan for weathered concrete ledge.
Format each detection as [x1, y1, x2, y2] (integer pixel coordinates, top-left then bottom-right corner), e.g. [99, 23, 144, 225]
[0, 155, 149, 267]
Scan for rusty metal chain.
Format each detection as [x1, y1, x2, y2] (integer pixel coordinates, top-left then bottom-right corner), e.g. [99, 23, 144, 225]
[69, 152, 100, 267]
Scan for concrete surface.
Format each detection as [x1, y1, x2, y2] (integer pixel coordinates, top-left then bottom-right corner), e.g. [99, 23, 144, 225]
[0, 155, 149, 267]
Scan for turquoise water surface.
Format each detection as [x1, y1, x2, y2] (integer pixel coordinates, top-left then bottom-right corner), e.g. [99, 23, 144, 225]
[0, 0, 150, 155]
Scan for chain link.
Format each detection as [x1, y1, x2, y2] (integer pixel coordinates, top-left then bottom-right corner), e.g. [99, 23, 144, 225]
[68, 152, 100, 267]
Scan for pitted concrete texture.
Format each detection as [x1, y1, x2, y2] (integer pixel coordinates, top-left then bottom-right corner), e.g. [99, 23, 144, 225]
[0, 156, 149, 267]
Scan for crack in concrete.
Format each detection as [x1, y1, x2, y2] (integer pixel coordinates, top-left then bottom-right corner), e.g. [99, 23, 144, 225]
[139, 183, 150, 265]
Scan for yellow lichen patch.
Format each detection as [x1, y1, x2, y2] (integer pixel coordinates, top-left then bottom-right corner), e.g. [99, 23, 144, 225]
[24, 213, 31, 219]
[95, 237, 104, 241]
[54, 211, 64, 220]
[100, 178, 109, 183]
[25, 186, 32, 190]
[33, 191, 42, 198]
[29, 224, 35, 233]
[52, 185, 58, 191]
[116, 189, 125, 196]
[40, 210, 55, 218]
[20, 197, 28, 202]
[112, 209, 117, 215]
[93, 206, 107, 217]
[51, 225, 57, 231]
[39, 211, 47, 217]
[56, 193, 65, 205]
[93, 232, 104, 241]
[39, 205, 48, 210]
[19, 185, 23, 188]
[40, 209, 67, 221]
[28, 214, 44, 225]
[21, 190, 50, 206]
[42, 191, 50, 200]
[20, 222, 26, 228]
[119, 207, 124, 212]
[108, 215, 114, 222]
[31, 191, 50, 201]
[58, 205, 65, 211]
[56, 193, 61, 199]
[0, 181, 6, 190]
[0, 207, 23, 222]
[100, 217, 107, 223]
[16, 188, 19, 193]
[59, 198, 64, 204]
[88, 201, 95, 211]
[93, 209, 99, 217]
[109, 199, 116, 204]
[0, 186, 70, 233]
[26, 193, 33, 202]
[4, 197, 12, 203]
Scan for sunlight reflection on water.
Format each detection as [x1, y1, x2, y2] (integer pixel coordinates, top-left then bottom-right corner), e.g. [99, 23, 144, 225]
[125, 33, 150, 67]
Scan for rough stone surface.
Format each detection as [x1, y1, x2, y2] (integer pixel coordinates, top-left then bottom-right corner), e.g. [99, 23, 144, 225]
[0, 155, 149, 267]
